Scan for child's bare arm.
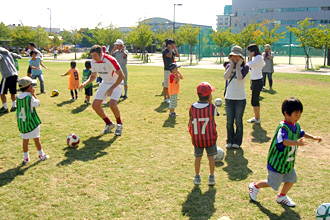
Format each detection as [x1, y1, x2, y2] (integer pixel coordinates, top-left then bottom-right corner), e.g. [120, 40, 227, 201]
[61, 72, 69, 76]
[177, 71, 183, 79]
[283, 137, 307, 146]
[304, 132, 322, 143]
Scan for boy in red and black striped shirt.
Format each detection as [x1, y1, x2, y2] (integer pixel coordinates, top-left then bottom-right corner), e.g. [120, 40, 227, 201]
[188, 82, 218, 186]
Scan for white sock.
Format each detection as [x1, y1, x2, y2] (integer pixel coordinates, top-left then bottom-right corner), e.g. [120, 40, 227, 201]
[24, 151, 29, 159]
[3, 102, 7, 109]
[38, 149, 44, 156]
[12, 101, 16, 108]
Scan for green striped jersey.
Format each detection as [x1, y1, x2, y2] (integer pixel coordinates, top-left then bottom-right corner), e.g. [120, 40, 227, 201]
[16, 94, 41, 133]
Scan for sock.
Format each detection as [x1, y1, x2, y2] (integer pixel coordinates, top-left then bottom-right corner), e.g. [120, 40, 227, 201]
[279, 193, 286, 197]
[103, 117, 112, 125]
[70, 90, 74, 98]
[124, 88, 127, 96]
[38, 149, 44, 156]
[23, 151, 29, 159]
[116, 117, 122, 125]
[3, 102, 7, 109]
[254, 183, 259, 189]
[75, 90, 78, 98]
[12, 101, 16, 108]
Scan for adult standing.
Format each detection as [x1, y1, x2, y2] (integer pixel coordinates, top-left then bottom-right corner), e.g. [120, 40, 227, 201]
[162, 38, 179, 103]
[223, 46, 249, 149]
[247, 44, 265, 124]
[0, 47, 19, 113]
[78, 45, 125, 136]
[262, 44, 275, 91]
[111, 39, 129, 99]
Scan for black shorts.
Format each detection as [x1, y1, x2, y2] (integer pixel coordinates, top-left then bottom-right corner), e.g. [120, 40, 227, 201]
[85, 86, 93, 96]
[194, 144, 217, 157]
[27, 66, 31, 74]
[0, 75, 18, 95]
[251, 79, 263, 107]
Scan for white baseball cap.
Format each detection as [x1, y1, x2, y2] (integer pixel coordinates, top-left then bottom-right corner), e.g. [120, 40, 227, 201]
[114, 39, 124, 45]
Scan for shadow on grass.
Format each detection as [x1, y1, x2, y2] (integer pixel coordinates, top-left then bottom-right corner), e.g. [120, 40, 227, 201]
[163, 116, 178, 128]
[263, 89, 277, 95]
[182, 186, 216, 220]
[56, 135, 117, 166]
[223, 148, 252, 181]
[155, 91, 164, 97]
[0, 161, 40, 187]
[251, 124, 271, 143]
[57, 99, 74, 107]
[71, 104, 88, 114]
[154, 102, 168, 113]
[253, 201, 301, 220]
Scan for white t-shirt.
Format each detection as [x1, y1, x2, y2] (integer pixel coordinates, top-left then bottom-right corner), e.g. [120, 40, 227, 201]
[17, 92, 40, 111]
[91, 53, 122, 84]
[248, 54, 265, 80]
[225, 68, 246, 100]
[26, 48, 43, 60]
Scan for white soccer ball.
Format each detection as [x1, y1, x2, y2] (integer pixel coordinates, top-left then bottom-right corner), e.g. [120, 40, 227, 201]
[214, 147, 225, 162]
[215, 98, 223, 107]
[316, 203, 330, 220]
[67, 134, 80, 147]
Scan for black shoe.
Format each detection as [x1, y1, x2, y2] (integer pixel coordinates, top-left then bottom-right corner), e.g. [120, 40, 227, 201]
[122, 95, 127, 100]
[41, 91, 46, 93]
[0, 107, 8, 113]
[10, 107, 16, 112]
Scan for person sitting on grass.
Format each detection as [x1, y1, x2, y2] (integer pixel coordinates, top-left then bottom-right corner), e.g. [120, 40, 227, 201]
[188, 82, 218, 186]
[168, 62, 183, 118]
[62, 61, 80, 101]
[16, 77, 49, 164]
[82, 61, 93, 105]
[249, 97, 322, 207]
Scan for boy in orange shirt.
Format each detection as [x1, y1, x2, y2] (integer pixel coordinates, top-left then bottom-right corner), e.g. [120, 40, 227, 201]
[168, 63, 183, 118]
[62, 61, 80, 100]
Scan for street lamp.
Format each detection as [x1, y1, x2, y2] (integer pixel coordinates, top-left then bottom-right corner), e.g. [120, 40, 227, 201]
[47, 8, 51, 33]
[173, 4, 183, 33]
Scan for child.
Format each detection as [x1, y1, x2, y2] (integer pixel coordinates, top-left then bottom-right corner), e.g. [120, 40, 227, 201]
[249, 97, 322, 207]
[29, 51, 46, 93]
[82, 61, 93, 104]
[16, 77, 49, 164]
[168, 62, 183, 117]
[188, 82, 218, 186]
[62, 61, 79, 100]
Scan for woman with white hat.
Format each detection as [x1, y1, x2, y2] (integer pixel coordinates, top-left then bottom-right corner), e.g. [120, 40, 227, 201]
[262, 44, 275, 91]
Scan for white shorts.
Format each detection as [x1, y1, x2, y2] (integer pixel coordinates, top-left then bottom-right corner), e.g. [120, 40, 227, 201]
[163, 70, 171, 88]
[94, 83, 123, 101]
[20, 125, 40, 139]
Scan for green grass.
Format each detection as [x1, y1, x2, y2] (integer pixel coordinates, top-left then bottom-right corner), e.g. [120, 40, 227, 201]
[0, 58, 329, 219]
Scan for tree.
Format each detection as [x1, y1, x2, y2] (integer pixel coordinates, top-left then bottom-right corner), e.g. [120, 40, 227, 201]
[127, 21, 153, 62]
[50, 34, 62, 49]
[93, 23, 123, 47]
[0, 22, 12, 46]
[311, 25, 330, 66]
[258, 20, 285, 46]
[61, 29, 83, 60]
[177, 24, 200, 65]
[11, 26, 35, 52]
[210, 28, 233, 63]
[287, 18, 316, 69]
[79, 28, 95, 47]
[33, 27, 50, 49]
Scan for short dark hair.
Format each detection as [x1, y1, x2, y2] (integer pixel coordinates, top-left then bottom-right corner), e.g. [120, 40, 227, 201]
[282, 97, 303, 116]
[166, 38, 175, 46]
[20, 85, 31, 92]
[30, 51, 37, 56]
[29, 42, 35, 47]
[90, 45, 102, 55]
[85, 61, 91, 69]
[70, 61, 76, 68]
[247, 44, 261, 56]
[198, 93, 209, 102]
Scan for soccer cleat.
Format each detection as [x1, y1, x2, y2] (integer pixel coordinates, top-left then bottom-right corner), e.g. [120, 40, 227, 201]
[226, 143, 232, 149]
[193, 175, 201, 185]
[114, 124, 123, 136]
[69, 98, 75, 101]
[208, 175, 216, 186]
[102, 123, 116, 134]
[262, 86, 266, 91]
[22, 157, 30, 165]
[232, 143, 240, 149]
[276, 194, 296, 207]
[122, 95, 128, 100]
[10, 107, 17, 112]
[169, 112, 178, 118]
[247, 117, 261, 124]
[38, 154, 49, 161]
[249, 182, 259, 202]
[0, 107, 8, 113]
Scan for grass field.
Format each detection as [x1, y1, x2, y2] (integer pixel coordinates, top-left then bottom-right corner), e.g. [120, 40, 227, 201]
[0, 58, 329, 220]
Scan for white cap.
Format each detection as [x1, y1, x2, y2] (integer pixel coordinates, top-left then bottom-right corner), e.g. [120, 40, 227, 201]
[114, 39, 124, 45]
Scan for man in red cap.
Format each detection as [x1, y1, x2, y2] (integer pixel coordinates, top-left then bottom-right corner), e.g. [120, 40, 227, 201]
[188, 82, 218, 186]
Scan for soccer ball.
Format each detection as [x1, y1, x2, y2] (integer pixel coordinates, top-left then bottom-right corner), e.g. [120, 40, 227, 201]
[214, 147, 225, 162]
[316, 203, 330, 220]
[67, 134, 80, 147]
[51, 89, 59, 97]
[215, 98, 223, 107]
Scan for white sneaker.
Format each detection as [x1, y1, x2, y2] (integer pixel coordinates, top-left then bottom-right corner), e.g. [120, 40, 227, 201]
[193, 175, 201, 185]
[114, 124, 123, 136]
[22, 157, 30, 165]
[249, 182, 259, 202]
[232, 143, 240, 149]
[103, 123, 115, 134]
[166, 99, 170, 104]
[226, 143, 232, 149]
[38, 154, 50, 161]
[208, 175, 216, 186]
[276, 194, 296, 207]
[247, 117, 261, 123]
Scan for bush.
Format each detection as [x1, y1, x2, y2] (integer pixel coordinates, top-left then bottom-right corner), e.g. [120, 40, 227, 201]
[81, 51, 91, 59]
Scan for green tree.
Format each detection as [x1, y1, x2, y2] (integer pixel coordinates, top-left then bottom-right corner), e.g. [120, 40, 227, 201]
[210, 28, 233, 63]
[93, 23, 123, 47]
[61, 29, 83, 60]
[79, 28, 95, 47]
[177, 24, 200, 65]
[0, 22, 12, 46]
[311, 25, 330, 66]
[11, 26, 35, 52]
[259, 20, 285, 46]
[50, 34, 62, 49]
[33, 27, 50, 49]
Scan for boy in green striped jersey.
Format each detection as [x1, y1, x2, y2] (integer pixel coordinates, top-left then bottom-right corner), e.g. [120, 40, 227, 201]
[16, 77, 49, 164]
[249, 97, 322, 207]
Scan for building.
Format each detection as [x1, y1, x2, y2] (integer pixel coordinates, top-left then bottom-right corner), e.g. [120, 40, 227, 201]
[216, 5, 232, 30]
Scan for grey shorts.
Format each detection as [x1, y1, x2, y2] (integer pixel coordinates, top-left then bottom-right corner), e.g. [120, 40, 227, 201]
[194, 144, 217, 157]
[122, 65, 128, 86]
[267, 169, 297, 190]
[163, 70, 171, 88]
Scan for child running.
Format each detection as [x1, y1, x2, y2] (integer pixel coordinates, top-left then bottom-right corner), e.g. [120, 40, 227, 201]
[82, 61, 93, 105]
[168, 63, 183, 118]
[188, 82, 218, 186]
[249, 97, 322, 207]
[62, 61, 79, 101]
[16, 77, 49, 164]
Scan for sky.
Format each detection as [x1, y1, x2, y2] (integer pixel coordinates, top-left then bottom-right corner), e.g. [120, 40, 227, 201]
[0, 0, 232, 31]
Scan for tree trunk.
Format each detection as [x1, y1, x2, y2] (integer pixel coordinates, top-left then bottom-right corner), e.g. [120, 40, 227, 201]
[220, 47, 222, 64]
[327, 48, 330, 66]
[190, 45, 193, 65]
[324, 47, 327, 67]
[75, 45, 77, 60]
[302, 46, 309, 69]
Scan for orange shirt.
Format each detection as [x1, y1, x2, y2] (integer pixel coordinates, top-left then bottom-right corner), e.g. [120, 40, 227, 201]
[168, 73, 180, 96]
[67, 68, 79, 90]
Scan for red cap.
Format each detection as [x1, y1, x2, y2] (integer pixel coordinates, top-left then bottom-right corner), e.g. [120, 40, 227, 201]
[197, 82, 215, 97]
[102, 46, 106, 52]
